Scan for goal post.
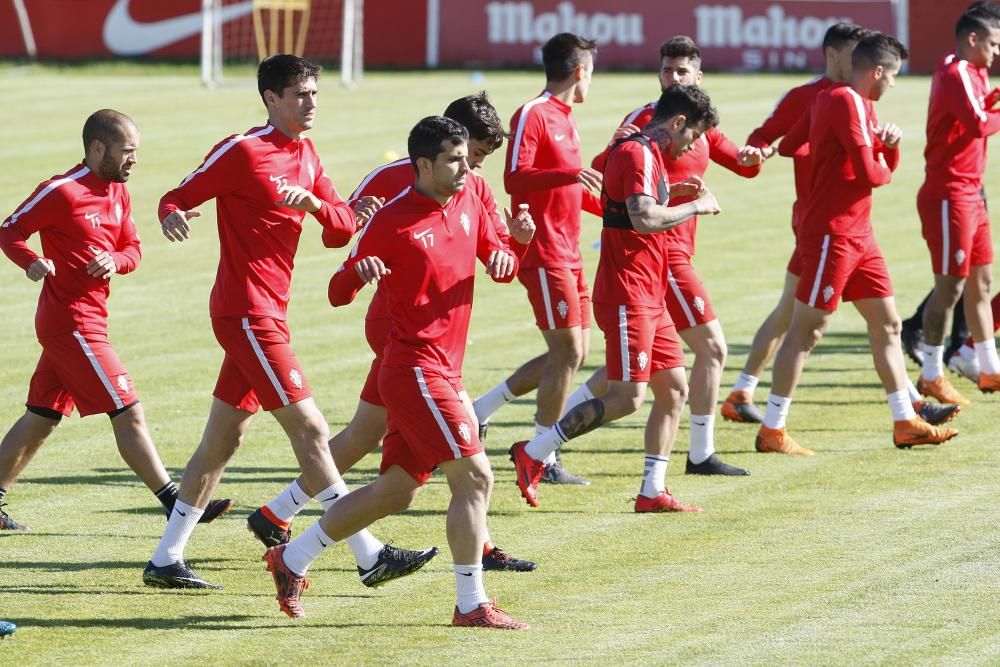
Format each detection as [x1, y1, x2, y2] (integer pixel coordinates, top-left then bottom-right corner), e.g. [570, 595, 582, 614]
[201, 0, 362, 88]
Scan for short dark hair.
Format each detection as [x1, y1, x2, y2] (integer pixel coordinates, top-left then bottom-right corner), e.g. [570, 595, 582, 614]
[408, 116, 469, 173]
[659, 36, 701, 63]
[822, 22, 868, 51]
[851, 32, 909, 70]
[649, 84, 719, 129]
[957, 3, 1000, 38]
[82, 109, 134, 152]
[542, 32, 597, 82]
[257, 54, 321, 102]
[443, 91, 508, 153]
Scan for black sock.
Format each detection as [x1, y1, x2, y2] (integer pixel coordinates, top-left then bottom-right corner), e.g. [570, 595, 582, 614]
[154, 481, 179, 515]
[0, 487, 6, 504]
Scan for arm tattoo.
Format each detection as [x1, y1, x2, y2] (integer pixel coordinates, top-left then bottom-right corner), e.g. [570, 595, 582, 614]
[557, 398, 606, 441]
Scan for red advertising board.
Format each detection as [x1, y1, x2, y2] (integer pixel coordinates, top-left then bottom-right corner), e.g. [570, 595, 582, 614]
[435, 0, 902, 72]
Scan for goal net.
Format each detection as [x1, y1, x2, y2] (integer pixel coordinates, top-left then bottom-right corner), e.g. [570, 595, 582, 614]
[201, 0, 363, 88]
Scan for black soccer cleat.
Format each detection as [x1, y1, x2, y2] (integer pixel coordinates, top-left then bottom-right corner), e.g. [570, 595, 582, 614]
[247, 507, 291, 548]
[143, 560, 222, 589]
[914, 400, 960, 426]
[358, 544, 439, 588]
[199, 498, 234, 524]
[0, 621, 15, 639]
[685, 453, 751, 476]
[482, 546, 537, 572]
[541, 448, 591, 485]
[0, 503, 29, 531]
[901, 320, 924, 366]
[478, 420, 489, 441]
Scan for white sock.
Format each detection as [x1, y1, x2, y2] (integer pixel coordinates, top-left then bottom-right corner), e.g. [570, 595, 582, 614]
[314, 481, 384, 570]
[282, 521, 335, 576]
[639, 454, 668, 498]
[454, 563, 489, 614]
[266, 479, 311, 523]
[762, 393, 792, 429]
[904, 378, 921, 404]
[887, 389, 916, 421]
[562, 383, 595, 416]
[732, 372, 759, 395]
[535, 422, 558, 465]
[688, 414, 715, 464]
[921, 344, 945, 380]
[474, 381, 515, 423]
[151, 501, 203, 567]
[960, 343, 976, 361]
[974, 339, 1000, 374]
[525, 424, 568, 462]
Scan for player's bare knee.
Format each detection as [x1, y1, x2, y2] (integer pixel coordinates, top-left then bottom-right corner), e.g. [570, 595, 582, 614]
[376, 480, 418, 514]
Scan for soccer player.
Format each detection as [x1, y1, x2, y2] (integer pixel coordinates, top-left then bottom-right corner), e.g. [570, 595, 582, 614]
[249, 92, 538, 573]
[913, 2, 1000, 404]
[947, 291, 1000, 380]
[756, 33, 958, 455]
[142, 55, 435, 590]
[481, 32, 603, 486]
[576, 36, 766, 476]
[510, 85, 721, 510]
[261, 116, 531, 628]
[0, 109, 231, 531]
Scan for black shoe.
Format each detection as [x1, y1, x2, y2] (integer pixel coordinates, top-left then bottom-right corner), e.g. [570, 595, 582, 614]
[0, 503, 29, 531]
[143, 560, 222, 589]
[901, 321, 924, 365]
[247, 507, 291, 548]
[0, 621, 15, 639]
[358, 544, 439, 588]
[685, 453, 751, 476]
[915, 400, 961, 425]
[479, 420, 489, 441]
[199, 498, 234, 524]
[541, 462, 591, 485]
[482, 546, 537, 572]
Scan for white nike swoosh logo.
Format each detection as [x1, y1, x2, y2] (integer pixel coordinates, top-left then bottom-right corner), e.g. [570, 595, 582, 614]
[103, 0, 253, 56]
[554, 134, 566, 141]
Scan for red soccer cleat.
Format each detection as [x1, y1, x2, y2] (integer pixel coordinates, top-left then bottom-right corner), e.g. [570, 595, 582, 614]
[262, 545, 310, 618]
[509, 441, 544, 507]
[452, 598, 528, 629]
[634, 489, 702, 513]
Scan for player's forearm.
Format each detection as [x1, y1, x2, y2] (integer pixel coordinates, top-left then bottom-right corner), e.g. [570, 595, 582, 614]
[631, 201, 700, 234]
[0, 228, 37, 271]
[849, 147, 892, 187]
[504, 167, 579, 194]
[315, 201, 357, 248]
[328, 265, 366, 306]
[111, 244, 141, 275]
[157, 191, 195, 223]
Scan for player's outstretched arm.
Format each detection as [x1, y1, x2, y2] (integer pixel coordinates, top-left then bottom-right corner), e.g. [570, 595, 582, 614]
[708, 129, 764, 178]
[160, 209, 200, 242]
[308, 167, 358, 248]
[627, 190, 720, 234]
[328, 256, 389, 306]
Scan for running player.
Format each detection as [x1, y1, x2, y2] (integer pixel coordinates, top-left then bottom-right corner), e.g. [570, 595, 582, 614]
[262, 116, 532, 628]
[756, 33, 958, 455]
[0, 110, 231, 531]
[510, 85, 721, 510]
[142, 55, 434, 590]
[249, 92, 538, 573]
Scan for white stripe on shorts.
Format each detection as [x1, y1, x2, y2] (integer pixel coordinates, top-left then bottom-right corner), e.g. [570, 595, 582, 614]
[413, 367, 462, 459]
[667, 269, 697, 328]
[807, 234, 832, 307]
[941, 200, 950, 274]
[538, 267, 557, 330]
[618, 305, 631, 382]
[242, 317, 290, 407]
[72, 331, 125, 410]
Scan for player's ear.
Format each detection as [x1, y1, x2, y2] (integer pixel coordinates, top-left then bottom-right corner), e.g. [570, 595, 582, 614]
[416, 156, 432, 175]
[873, 64, 885, 80]
[88, 138, 107, 161]
[670, 114, 687, 131]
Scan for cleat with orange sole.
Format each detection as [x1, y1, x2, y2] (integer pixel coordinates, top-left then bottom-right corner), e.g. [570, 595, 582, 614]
[263, 545, 310, 618]
[720, 390, 763, 423]
[892, 417, 958, 449]
[917, 374, 969, 405]
[755, 426, 815, 456]
[453, 598, 528, 629]
[978, 372, 1000, 393]
[912, 400, 960, 425]
[634, 489, 702, 513]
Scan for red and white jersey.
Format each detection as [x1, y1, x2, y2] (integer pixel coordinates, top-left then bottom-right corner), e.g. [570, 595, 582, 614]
[346, 160, 525, 324]
[748, 76, 834, 205]
[505, 92, 601, 270]
[798, 83, 899, 239]
[593, 136, 670, 309]
[591, 102, 760, 259]
[158, 122, 356, 321]
[329, 186, 519, 378]
[1, 162, 141, 337]
[923, 53, 1000, 198]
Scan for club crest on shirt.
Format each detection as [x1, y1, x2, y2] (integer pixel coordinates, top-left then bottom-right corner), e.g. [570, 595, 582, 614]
[458, 422, 471, 443]
[117, 374, 129, 393]
[85, 212, 102, 228]
[557, 300, 569, 319]
[115, 203, 123, 224]
[693, 296, 705, 315]
[460, 212, 471, 236]
[289, 369, 303, 389]
[637, 351, 649, 371]
[823, 285, 834, 303]
[955, 249, 966, 266]
[269, 173, 289, 192]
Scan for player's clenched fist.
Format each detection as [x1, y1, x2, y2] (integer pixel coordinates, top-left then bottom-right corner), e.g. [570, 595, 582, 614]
[694, 188, 721, 216]
[875, 123, 902, 149]
[275, 184, 321, 212]
[25, 257, 55, 282]
[161, 209, 200, 242]
[737, 145, 765, 166]
[577, 167, 603, 193]
[353, 195, 385, 227]
[670, 175, 705, 199]
[485, 250, 515, 280]
[354, 256, 391, 284]
[86, 246, 117, 280]
[504, 204, 535, 245]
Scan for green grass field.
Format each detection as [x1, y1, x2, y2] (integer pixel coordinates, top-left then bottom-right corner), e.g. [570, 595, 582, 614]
[1, 62, 999, 665]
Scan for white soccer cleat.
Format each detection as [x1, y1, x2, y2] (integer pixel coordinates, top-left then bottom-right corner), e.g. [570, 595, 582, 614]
[947, 352, 980, 383]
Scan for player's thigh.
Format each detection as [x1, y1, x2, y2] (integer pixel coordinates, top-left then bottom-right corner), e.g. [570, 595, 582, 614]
[842, 238, 894, 305]
[518, 266, 587, 331]
[665, 260, 716, 330]
[795, 234, 866, 312]
[38, 332, 137, 417]
[25, 350, 74, 417]
[919, 191, 983, 276]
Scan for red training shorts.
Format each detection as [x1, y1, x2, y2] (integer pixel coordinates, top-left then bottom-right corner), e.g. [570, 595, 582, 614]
[796, 234, 893, 312]
[211, 316, 311, 413]
[27, 331, 138, 417]
[665, 258, 716, 330]
[594, 304, 685, 383]
[359, 315, 391, 408]
[378, 365, 480, 485]
[518, 266, 591, 331]
[918, 187, 992, 277]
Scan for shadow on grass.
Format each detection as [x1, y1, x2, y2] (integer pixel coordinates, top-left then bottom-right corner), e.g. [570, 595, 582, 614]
[5, 614, 438, 631]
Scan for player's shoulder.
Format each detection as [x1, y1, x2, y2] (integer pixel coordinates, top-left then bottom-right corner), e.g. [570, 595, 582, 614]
[216, 124, 276, 155]
[39, 163, 93, 203]
[622, 102, 656, 126]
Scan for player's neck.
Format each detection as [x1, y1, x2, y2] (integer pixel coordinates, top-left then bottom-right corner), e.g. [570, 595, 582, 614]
[83, 156, 110, 183]
[847, 76, 874, 100]
[544, 80, 577, 106]
[414, 181, 452, 206]
[268, 117, 302, 141]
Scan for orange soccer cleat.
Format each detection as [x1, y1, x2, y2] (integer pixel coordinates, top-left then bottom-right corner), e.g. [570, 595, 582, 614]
[452, 598, 528, 630]
[917, 374, 970, 405]
[755, 425, 815, 456]
[721, 390, 764, 424]
[263, 545, 310, 618]
[892, 417, 958, 449]
[634, 489, 702, 513]
[978, 371, 1000, 393]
